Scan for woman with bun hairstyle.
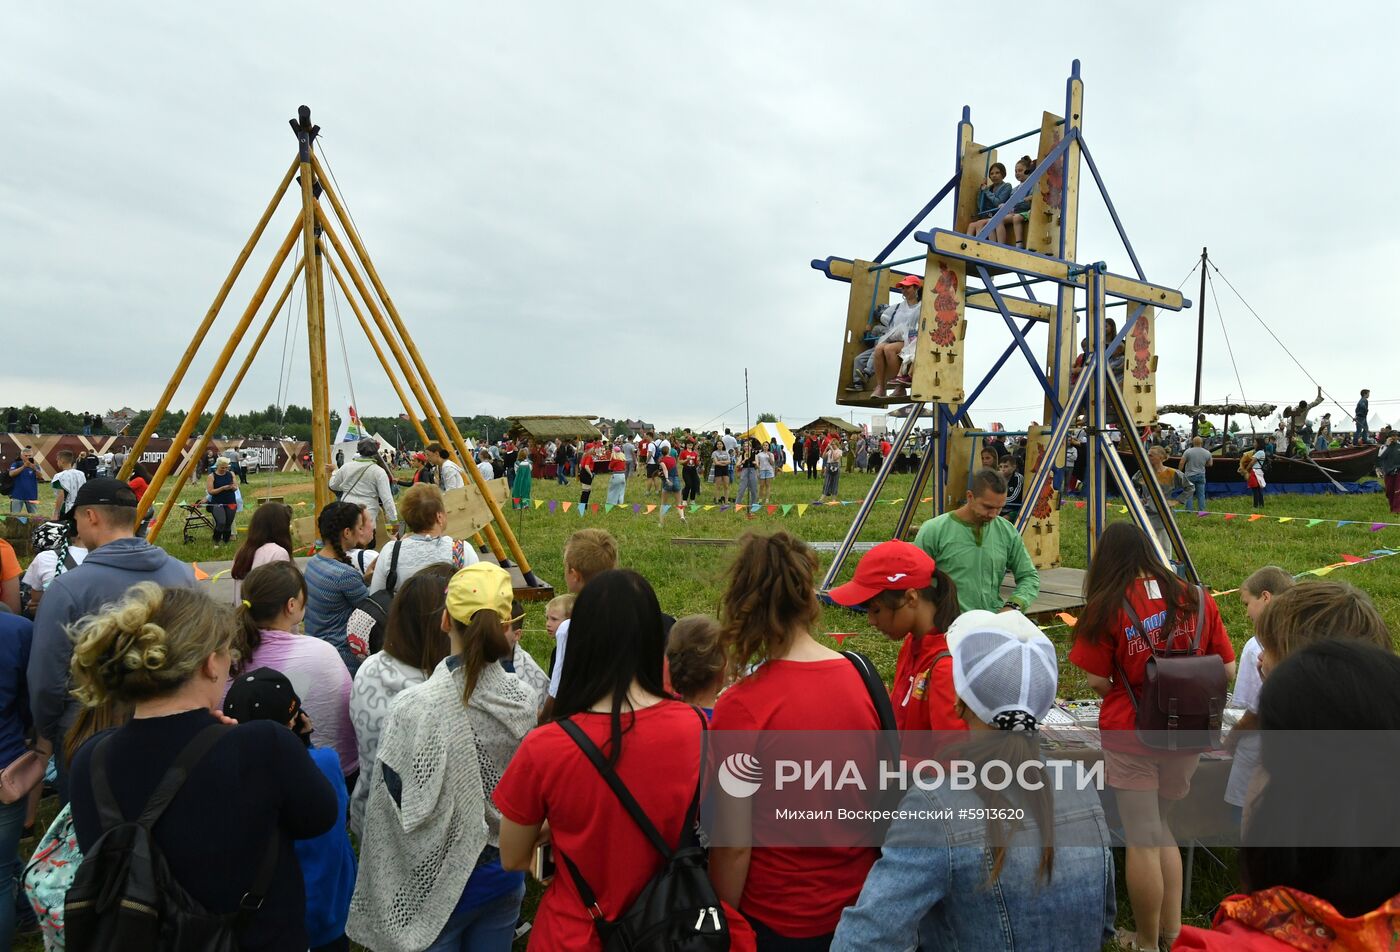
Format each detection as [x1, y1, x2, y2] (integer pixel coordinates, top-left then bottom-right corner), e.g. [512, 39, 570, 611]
[304, 501, 372, 671]
[236, 561, 357, 782]
[67, 583, 338, 951]
[349, 564, 543, 952]
[709, 532, 883, 950]
[829, 539, 965, 732]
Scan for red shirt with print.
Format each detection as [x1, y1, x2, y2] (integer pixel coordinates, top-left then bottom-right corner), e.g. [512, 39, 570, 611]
[679, 449, 699, 469]
[891, 631, 967, 733]
[1068, 578, 1234, 753]
[709, 658, 880, 938]
[495, 702, 756, 952]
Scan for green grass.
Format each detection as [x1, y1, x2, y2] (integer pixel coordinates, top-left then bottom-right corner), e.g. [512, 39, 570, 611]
[10, 467, 1397, 948]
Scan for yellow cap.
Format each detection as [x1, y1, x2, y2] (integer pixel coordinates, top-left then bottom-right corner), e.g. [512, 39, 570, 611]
[444, 563, 514, 625]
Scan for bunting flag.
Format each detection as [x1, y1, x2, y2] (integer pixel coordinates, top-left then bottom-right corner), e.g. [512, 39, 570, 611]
[1056, 612, 1079, 627]
[1374, 523, 1388, 532]
[766, 505, 778, 514]
[1342, 554, 1367, 564]
[191, 562, 210, 581]
[702, 505, 715, 511]
[534, 499, 545, 509]
[561, 501, 572, 512]
[1223, 514, 1236, 521]
[1248, 514, 1262, 522]
[661, 505, 671, 515]
[632, 504, 641, 514]
[828, 632, 862, 645]
[548, 501, 557, 513]
[797, 504, 809, 517]
[1306, 519, 1323, 527]
[646, 505, 657, 514]
[591, 504, 600, 512]
[604, 504, 614, 513]
[782, 504, 793, 516]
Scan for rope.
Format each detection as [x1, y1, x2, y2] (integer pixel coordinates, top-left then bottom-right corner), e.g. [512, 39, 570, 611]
[275, 247, 305, 435]
[1208, 261, 1352, 421]
[326, 271, 360, 427]
[314, 139, 364, 249]
[1204, 269, 1249, 409]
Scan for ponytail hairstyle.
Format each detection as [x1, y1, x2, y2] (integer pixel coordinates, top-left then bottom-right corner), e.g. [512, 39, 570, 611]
[871, 568, 961, 634]
[317, 500, 363, 561]
[446, 606, 514, 707]
[721, 531, 821, 668]
[1016, 154, 1036, 174]
[236, 561, 307, 671]
[70, 583, 237, 707]
[65, 698, 134, 765]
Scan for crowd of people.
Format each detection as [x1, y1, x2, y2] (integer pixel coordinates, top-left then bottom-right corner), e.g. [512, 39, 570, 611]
[0, 457, 1387, 951]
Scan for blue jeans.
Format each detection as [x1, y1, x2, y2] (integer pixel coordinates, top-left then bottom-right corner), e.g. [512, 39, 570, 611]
[424, 884, 524, 952]
[0, 798, 25, 948]
[734, 468, 759, 507]
[1186, 473, 1206, 511]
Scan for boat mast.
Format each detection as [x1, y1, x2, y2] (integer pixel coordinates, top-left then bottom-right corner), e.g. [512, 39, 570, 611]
[1193, 246, 1208, 406]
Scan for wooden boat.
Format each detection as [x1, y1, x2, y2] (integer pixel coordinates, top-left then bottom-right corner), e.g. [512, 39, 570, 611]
[1115, 444, 1379, 485]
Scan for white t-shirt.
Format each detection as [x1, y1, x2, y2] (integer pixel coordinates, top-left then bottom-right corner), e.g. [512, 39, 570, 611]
[346, 548, 380, 574]
[22, 546, 89, 591]
[1225, 638, 1264, 808]
[477, 459, 495, 480]
[548, 619, 570, 698]
[721, 434, 738, 453]
[52, 469, 87, 513]
[438, 459, 466, 491]
[756, 451, 775, 476]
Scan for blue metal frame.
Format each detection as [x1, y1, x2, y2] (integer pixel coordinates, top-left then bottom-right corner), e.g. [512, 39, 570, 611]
[874, 173, 961, 264]
[978, 265, 1061, 414]
[1077, 136, 1144, 281]
[971, 131, 1077, 247]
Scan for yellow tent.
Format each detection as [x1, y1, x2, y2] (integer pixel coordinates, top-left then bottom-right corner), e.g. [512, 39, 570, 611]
[742, 421, 798, 472]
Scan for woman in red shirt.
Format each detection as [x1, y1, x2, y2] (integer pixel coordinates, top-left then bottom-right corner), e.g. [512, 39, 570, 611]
[709, 532, 883, 950]
[496, 570, 755, 951]
[679, 440, 701, 509]
[1069, 522, 1235, 952]
[828, 540, 965, 733]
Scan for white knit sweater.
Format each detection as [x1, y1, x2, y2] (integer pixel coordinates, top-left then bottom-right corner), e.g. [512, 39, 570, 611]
[346, 658, 539, 952]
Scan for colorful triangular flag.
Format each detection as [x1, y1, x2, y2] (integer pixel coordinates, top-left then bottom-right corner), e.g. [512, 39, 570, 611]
[534, 499, 544, 509]
[703, 505, 715, 511]
[828, 632, 862, 645]
[549, 500, 557, 513]
[1223, 513, 1236, 521]
[781, 504, 793, 516]
[1056, 612, 1078, 627]
[562, 501, 572, 512]
[591, 504, 600, 512]
[1248, 514, 1262, 522]
[1278, 517, 1292, 523]
[632, 504, 641, 514]
[604, 504, 614, 513]
[1306, 519, 1323, 527]
[1341, 554, 1366, 564]
[646, 505, 657, 514]
[1373, 523, 1388, 532]
[766, 505, 777, 514]
[797, 504, 809, 517]
[192, 562, 210, 581]
[661, 504, 671, 515]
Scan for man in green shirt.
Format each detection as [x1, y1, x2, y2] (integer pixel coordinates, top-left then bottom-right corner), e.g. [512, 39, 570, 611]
[912, 468, 1040, 613]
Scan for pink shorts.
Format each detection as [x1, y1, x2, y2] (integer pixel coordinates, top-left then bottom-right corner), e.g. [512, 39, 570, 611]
[1104, 748, 1200, 800]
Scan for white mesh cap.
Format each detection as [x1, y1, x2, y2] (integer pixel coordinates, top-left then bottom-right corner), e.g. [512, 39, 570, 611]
[946, 610, 1059, 731]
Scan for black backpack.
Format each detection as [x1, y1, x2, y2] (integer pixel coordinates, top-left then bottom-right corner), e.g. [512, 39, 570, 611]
[345, 541, 404, 658]
[0, 465, 13, 497]
[65, 724, 278, 952]
[557, 708, 730, 952]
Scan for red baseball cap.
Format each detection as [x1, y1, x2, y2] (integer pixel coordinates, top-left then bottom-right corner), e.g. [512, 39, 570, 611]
[892, 275, 923, 289]
[828, 540, 936, 607]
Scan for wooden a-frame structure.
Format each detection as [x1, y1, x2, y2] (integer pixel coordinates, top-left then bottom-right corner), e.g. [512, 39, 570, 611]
[116, 107, 550, 595]
[813, 61, 1198, 590]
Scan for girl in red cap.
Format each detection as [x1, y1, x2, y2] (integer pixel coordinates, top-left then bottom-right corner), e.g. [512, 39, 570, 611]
[829, 540, 966, 733]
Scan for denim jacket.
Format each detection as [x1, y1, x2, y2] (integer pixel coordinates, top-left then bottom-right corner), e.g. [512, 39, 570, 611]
[976, 181, 1014, 217]
[831, 766, 1116, 951]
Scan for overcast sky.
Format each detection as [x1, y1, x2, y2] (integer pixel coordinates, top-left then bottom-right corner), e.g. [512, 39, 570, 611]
[3, 2, 1397, 434]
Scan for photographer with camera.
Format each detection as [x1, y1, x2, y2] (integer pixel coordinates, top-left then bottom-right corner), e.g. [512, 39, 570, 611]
[6, 447, 42, 517]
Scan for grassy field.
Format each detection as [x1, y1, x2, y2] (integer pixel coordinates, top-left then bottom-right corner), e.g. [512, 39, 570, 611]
[9, 465, 1397, 948]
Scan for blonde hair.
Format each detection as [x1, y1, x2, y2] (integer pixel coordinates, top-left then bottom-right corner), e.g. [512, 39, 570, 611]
[1242, 566, 1295, 599]
[666, 616, 727, 700]
[1256, 580, 1392, 662]
[546, 593, 576, 619]
[398, 483, 446, 533]
[563, 529, 619, 584]
[70, 583, 237, 707]
[721, 531, 821, 667]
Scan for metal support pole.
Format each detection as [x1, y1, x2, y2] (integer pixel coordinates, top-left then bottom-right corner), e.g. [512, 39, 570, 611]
[820, 405, 925, 592]
[120, 158, 299, 481]
[1194, 247, 1208, 406]
[312, 160, 539, 582]
[1085, 268, 1108, 561]
[136, 221, 302, 525]
[147, 260, 305, 542]
[893, 416, 939, 540]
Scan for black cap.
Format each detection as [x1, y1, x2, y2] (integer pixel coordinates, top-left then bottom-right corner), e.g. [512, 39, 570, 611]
[223, 667, 302, 725]
[71, 478, 139, 510]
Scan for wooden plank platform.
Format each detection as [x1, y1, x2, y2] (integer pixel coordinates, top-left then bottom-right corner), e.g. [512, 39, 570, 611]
[1006, 566, 1085, 620]
[195, 554, 553, 603]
